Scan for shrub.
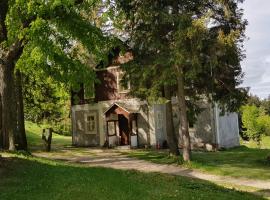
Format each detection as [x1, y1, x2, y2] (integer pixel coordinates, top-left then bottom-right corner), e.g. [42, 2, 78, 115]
[241, 105, 270, 147]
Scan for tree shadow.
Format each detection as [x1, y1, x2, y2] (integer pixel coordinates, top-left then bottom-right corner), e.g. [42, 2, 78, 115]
[0, 155, 266, 200]
[124, 146, 270, 180]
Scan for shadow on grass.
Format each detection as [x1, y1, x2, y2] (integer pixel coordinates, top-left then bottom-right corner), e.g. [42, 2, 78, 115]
[190, 146, 270, 178]
[123, 146, 270, 180]
[122, 149, 179, 164]
[0, 155, 265, 200]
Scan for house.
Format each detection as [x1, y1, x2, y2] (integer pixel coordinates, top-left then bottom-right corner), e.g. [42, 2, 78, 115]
[71, 51, 240, 150]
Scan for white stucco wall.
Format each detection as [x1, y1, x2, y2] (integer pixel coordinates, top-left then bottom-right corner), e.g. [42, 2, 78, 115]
[214, 105, 240, 148]
[153, 104, 167, 146]
[72, 98, 154, 147]
[72, 98, 240, 149]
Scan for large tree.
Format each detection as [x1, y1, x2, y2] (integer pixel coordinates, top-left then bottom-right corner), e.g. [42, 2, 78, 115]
[0, 0, 111, 150]
[115, 0, 247, 161]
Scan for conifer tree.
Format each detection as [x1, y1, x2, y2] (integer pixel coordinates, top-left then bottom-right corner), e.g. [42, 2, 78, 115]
[115, 0, 247, 161]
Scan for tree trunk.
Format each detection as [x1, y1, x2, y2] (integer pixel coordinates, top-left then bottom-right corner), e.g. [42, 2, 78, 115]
[164, 85, 180, 156]
[0, 94, 3, 149]
[15, 70, 27, 150]
[42, 128, 52, 152]
[176, 65, 191, 162]
[1, 63, 16, 150]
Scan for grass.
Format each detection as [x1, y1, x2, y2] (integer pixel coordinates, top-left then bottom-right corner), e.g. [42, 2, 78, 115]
[242, 136, 270, 149]
[21, 122, 269, 198]
[121, 137, 270, 181]
[0, 153, 265, 200]
[26, 121, 71, 149]
[25, 121, 270, 181]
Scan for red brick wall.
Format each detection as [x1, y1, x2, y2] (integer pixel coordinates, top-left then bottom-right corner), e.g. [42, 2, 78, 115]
[95, 67, 130, 102]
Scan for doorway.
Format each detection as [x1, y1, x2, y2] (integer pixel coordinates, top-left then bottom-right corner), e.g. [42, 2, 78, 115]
[118, 114, 130, 145]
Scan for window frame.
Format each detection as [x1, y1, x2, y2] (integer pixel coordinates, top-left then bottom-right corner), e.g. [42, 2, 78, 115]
[117, 72, 130, 93]
[84, 113, 97, 135]
[84, 83, 95, 99]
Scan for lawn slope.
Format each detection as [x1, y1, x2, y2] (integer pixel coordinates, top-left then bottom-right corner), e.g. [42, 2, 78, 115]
[26, 121, 71, 149]
[0, 154, 264, 200]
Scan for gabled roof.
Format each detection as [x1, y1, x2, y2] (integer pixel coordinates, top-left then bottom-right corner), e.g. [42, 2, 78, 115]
[104, 102, 139, 114]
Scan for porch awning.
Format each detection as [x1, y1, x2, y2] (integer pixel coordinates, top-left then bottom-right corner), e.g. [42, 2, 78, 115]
[104, 102, 139, 115]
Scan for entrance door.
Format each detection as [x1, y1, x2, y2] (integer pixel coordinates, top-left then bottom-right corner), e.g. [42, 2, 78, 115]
[118, 115, 130, 145]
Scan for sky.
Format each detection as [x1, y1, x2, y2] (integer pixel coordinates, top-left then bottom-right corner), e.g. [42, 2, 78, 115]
[241, 0, 270, 99]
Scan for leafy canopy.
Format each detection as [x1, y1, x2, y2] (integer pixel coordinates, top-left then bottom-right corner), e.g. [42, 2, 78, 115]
[115, 0, 247, 112]
[2, 0, 117, 91]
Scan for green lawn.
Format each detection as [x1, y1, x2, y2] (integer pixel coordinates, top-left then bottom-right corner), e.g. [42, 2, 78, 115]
[0, 153, 265, 200]
[242, 136, 270, 149]
[21, 122, 269, 198]
[25, 121, 270, 181]
[26, 121, 71, 149]
[122, 137, 270, 181]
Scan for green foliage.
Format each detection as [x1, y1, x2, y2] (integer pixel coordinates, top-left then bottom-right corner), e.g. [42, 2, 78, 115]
[247, 94, 262, 107]
[1, 0, 122, 139]
[2, 0, 119, 97]
[23, 73, 71, 135]
[241, 105, 270, 146]
[115, 0, 247, 114]
[261, 96, 270, 115]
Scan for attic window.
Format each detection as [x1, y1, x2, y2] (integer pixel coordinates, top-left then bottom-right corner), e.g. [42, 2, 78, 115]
[84, 83, 95, 99]
[117, 72, 130, 93]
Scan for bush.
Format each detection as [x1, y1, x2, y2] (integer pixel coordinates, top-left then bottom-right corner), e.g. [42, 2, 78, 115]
[241, 105, 270, 146]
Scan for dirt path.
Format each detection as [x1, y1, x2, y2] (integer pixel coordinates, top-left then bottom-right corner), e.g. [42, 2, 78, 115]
[33, 148, 270, 191]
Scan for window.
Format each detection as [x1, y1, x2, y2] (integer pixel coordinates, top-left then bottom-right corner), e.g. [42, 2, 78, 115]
[84, 83, 95, 99]
[117, 72, 130, 93]
[108, 121, 116, 136]
[189, 121, 195, 128]
[85, 113, 97, 134]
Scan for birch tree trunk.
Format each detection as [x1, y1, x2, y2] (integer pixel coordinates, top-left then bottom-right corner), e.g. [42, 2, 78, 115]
[164, 85, 179, 156]
[176, 65, 191, 162]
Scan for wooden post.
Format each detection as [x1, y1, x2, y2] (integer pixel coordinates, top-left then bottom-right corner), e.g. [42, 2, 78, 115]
[128, 115, 132, 146]
[136, 114, 139, 147]
[42, 128, 52, 152]
[106, 121, 109, 148]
